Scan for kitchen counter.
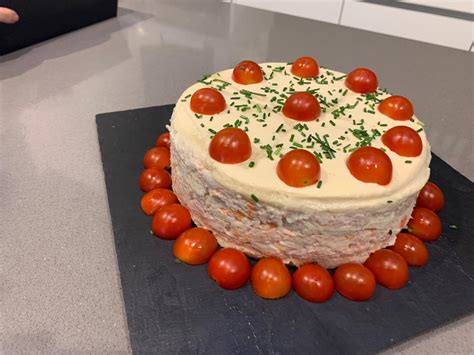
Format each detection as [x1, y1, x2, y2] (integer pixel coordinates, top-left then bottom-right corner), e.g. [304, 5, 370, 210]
[0, 0, 472, 353]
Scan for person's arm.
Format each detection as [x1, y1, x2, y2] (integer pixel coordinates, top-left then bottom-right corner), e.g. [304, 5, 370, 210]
[0, 7, 19, 24]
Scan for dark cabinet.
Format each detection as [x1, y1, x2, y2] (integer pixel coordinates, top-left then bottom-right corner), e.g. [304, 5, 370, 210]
[0, 0, 118, 55]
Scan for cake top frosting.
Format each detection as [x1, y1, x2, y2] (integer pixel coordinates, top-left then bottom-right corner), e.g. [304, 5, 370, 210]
[171, 61, 430, 211]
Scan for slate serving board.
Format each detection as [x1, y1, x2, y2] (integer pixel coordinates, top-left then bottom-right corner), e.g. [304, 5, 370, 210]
[96, 105, 474, 355]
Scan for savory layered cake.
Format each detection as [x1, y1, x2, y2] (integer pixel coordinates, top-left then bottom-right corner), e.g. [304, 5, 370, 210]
[170, 58, 430, 268]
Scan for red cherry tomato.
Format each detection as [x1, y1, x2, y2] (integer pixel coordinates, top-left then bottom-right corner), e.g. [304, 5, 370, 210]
[209, 127, 252, 164]
[232, 60, 263, 85]
[291, 56, 319, 78]
[378, 96, 414, 121]
[382, 126, 422, 157]
[139, 168, 172, 192]
[140, 188, 178, 216]
[190, 88, 226, 115]
[143, 147, 171, 169]
[365, 249, 409, 289]
[156, 132, 171, 149]
[173, 227, 218, 265]
[292, 263, 334, 303]
[251, 257, 292, 299]
[208, 248, 251, 290]
[151, 204, 192, 240]
[282, 92, 321, 121]
[408, 207, 442, 241]
[416, 182, 445, 212]
[333, 263, 376, 301]
[391, 233, 429, 267]
[277, 149, 321, 188]
[345, 68, 378, 93]
[347, 146, 392, 185]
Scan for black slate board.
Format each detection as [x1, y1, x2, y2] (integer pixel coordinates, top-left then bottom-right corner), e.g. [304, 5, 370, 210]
[96, 105, 474, 355]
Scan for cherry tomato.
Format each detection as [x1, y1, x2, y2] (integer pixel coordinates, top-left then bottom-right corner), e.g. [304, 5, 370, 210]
[139, 168, 172, 192]
[408, 207, 442, 241]
[333, 263, 376, 301]
[173, 227, 218, 265]
[292, 263, 334, 303]
[345, 68, 378, 93]
[391, 232, 429, 267]
[156, 132, 170, 149]
[277, 149, 321, 188]
[282, 92, 321, 121]
[251, 257, 291, 299]
[347, 146, 392, 185]
[232, 60, 263, 85]
[365, 249, 409, 289]
[143, 147, 171, 169]
[190, 88, 226, 115]
[382, 126, 422, 157]
[209, 127, 252, 164]
[151, 204, 192, 240]
[140, 188, 178, 216]
[416, 182, 445, 212]
[378, 96, 414, 121]
[208, 248, 251, 290]
[291, 56, 319, 78]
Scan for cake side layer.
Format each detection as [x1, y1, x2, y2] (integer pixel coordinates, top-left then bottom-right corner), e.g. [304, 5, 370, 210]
[171, 129, 418, 268]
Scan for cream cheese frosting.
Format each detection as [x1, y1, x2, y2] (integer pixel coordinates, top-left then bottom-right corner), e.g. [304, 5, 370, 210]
[171, 62, 431, 212]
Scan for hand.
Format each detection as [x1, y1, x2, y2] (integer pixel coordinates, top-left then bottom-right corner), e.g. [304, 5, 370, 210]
[0, 7, 19, 24]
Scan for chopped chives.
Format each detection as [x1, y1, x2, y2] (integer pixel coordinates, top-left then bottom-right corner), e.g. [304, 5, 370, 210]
[250, 194, 259, 203]
[239, 89, 266, 97]
[240, 115, 250, 124]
